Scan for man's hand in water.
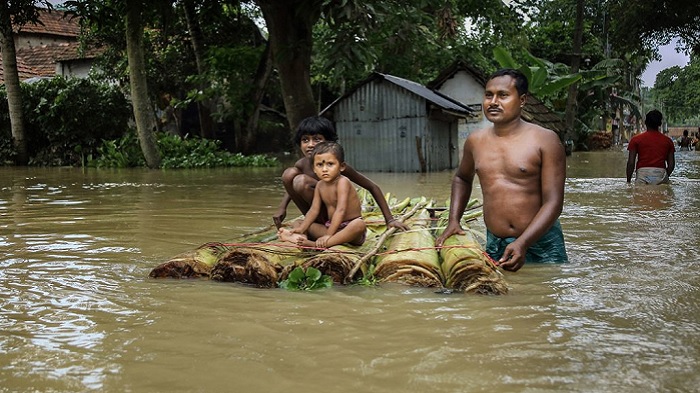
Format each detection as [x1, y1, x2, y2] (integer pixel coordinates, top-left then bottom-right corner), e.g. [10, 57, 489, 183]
[496, 241, 526, 272]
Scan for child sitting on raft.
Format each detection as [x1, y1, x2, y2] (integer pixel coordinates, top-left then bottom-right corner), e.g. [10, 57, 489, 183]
[272, 116, 407, 232]
[278, 142, 366, 249]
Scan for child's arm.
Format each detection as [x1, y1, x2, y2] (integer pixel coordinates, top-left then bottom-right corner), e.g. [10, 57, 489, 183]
[273, 192, 292, 228]
[273, 159, 307, 228]
[342, 165, 408, 230]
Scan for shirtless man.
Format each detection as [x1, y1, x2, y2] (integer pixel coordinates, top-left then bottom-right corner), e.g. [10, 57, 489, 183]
[435, 68, 568, 271]
[278, 142, 366, 249]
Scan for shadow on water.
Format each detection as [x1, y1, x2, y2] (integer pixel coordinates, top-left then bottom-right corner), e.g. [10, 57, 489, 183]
[1, 151, 699, 392]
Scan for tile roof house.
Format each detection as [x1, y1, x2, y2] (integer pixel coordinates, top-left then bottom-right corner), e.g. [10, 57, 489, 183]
[0, 8, 100, 84]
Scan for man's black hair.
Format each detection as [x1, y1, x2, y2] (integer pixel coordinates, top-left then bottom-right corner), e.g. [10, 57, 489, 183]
[645, 110, 663, 130]
[488, 68, 529, 96]
[293, 116, 339, 145]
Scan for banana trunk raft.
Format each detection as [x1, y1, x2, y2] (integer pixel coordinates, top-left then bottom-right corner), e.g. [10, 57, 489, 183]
[149, 195, 508, 295]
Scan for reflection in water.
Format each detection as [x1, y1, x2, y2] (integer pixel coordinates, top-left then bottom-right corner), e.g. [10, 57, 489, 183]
[0, 152, 699, 392]
[629, 185, 675, 210]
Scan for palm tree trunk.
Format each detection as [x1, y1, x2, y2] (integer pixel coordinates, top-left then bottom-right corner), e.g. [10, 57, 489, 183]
[182, 0, 215, 139]
[564, 0, 584, 148]
[0, 2, 28, 165]
[125, 0, 161, 168]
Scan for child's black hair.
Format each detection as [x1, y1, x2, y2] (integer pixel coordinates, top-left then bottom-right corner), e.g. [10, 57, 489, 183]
[294, 116, 339, 145]
[312, 141, 344, 163]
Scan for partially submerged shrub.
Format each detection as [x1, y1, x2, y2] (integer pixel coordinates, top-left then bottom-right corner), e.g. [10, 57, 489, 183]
[88, 131, 278, 168]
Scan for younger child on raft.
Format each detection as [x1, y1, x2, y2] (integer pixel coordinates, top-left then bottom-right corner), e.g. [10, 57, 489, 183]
[272, 116, 408, 232]
[278, 142, 366, 248]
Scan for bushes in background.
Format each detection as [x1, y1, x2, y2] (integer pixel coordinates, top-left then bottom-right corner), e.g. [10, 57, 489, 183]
[0, 76, 131, 166]
[88, 130, 278, 168]
[0, 76, 278, 168]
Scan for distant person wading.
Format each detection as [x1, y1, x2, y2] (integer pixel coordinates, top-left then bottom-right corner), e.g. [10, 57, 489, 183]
[626, 110, 675, 185]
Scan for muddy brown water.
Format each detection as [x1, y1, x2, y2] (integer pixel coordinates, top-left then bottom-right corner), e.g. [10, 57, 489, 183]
[1, 151, 699, 392]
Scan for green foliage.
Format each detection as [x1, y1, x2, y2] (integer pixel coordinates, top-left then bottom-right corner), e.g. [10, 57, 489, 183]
[607, 0, 700, 54]
[0, 91, 14, 164]
[88, 131, 279, 168]
[0, 135, 15, 165]
[157, 133, 278, 168]
[354, 264, 378, 287]
[312, 0, 526, 93]
[493, 46, 582, 99]
[68, 0, 275, 143]
[186, 45, 265, 122]
[650, 54, 700, 125]
[89, 130, 145, 168]
[278, 267, 333, 291]
[0, 76, 131, 166]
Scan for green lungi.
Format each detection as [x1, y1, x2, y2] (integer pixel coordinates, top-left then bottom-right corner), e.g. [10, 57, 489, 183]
[485, 220, 568, 263]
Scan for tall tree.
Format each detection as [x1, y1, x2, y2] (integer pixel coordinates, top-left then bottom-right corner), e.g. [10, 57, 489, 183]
[181, 0, 214, 139]
[65, 0, 161, 168]
[563, 0, 584, 143]
[255, 0, 318, 132]
[125, 0, 160, 167]
[0, 0, 52, 165]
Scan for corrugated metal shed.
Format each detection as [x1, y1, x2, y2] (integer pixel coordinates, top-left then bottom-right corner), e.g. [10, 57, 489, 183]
[321, 72, 475, 173]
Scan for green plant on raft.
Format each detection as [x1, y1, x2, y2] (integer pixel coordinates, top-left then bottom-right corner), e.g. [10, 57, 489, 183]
[278, 267, 333, 291]
[354, 264, 378, 287]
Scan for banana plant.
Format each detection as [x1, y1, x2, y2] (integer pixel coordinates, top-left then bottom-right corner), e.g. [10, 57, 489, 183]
[493, 46, 582, 97]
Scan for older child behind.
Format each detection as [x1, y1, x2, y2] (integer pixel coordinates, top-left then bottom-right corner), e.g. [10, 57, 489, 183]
[278, 142, 366, 249]
[273, 116, 407, 232]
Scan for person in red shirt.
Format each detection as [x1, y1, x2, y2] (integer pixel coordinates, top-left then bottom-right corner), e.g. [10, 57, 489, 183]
[626, 110, 675, 184]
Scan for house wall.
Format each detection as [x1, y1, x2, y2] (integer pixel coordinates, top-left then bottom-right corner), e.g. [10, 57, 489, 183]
[57, 59, 92, 78]
[667, 126, 700, 139]
[14, 35, 73, 51]
[426, 117, 458, 171]
[333, 80, 456, 172]
[433, 70, 489, 161]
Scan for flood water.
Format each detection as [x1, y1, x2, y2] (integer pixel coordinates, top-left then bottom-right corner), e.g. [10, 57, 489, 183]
[1, 150, 699, 393]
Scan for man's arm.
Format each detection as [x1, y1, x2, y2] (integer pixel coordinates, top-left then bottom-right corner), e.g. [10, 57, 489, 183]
[435, 139, 475, 247]
[666, 150, 675, 178]
[626, 149, 637, 182]
[498, 132, 565, 271]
